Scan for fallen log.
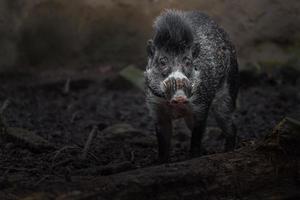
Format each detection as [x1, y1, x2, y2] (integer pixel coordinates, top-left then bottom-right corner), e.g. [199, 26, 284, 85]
[34, 118, 300, 199]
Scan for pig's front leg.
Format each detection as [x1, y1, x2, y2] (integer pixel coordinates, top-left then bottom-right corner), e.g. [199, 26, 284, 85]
[189, 104, 210, 157]
[154, 111, 172, 163]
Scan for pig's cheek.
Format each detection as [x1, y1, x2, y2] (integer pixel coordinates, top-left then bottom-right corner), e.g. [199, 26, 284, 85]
[147, 69, 159, 82]
[191, 69, 200, 80]
[183, 66, 193, 78]
[161, 67, 170, 78]
[144, 69, 153, 80]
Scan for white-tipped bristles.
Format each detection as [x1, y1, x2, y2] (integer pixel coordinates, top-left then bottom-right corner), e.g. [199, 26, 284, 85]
[169, 71, 188, 80]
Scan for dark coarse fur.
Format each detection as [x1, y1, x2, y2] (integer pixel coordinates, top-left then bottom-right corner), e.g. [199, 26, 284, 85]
[145, 9, 239, 162]
[153, 11, 193, 54]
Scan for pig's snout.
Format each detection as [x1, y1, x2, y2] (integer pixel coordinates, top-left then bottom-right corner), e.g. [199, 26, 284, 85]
[170, 95, 188, 105]
[162, 75, 192, 101]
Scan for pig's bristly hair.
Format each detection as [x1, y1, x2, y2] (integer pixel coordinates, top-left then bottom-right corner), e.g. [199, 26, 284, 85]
[153, 10, 193, 54]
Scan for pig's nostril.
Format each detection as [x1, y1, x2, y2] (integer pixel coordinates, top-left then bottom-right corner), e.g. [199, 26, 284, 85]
[170, 96, 188, 105]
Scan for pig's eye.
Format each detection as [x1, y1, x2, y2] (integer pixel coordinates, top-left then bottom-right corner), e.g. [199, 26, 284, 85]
[183, 57, 192, 67]
[159, 57, 168, 66]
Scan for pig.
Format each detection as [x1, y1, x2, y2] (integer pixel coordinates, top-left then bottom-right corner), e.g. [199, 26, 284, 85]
[144, 10, 239, 162]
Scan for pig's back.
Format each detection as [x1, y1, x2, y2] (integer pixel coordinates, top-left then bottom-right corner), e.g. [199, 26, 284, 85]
[185, 11, 238, 91]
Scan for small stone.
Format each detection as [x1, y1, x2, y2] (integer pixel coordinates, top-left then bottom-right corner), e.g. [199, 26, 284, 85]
[0, 127, 55, 153]
[4, 142, 14, 150]
[101, 123, 143, 140]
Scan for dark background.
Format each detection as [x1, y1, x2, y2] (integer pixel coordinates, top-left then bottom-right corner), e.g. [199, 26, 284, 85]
[0, 0, 299, 71]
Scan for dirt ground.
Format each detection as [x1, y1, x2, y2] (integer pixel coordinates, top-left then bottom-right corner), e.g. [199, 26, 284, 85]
[0, 66, 299, 199]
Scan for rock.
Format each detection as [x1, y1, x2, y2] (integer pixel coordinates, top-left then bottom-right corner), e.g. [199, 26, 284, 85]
[101, 123, 156, 147]
[103, 65, 143, 90]
[0, 127, 55, 153]
[101, 123, 144, 140]
[4, 142, 15, 150]
[119, 65, 144, 90]
[104, 74, 136, 90]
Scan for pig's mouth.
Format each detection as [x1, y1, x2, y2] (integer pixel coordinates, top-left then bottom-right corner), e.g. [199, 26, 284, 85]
[162, 77, 192, 99]
[147, 84, 166, 98]
[147, 77, 195, 102]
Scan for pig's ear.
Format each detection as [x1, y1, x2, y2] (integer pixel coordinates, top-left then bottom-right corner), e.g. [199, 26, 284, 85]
[146, 40, 155, 58]
[191, 42, 200, 58]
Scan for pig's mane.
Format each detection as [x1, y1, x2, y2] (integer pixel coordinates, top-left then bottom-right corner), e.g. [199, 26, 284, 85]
[153, 9, 193, 54]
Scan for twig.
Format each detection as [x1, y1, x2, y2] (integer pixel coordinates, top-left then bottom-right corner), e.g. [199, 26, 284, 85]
[33, 175, 50, 187]
[0, 99, 10, 114]
[63, 78, 71, 94]
[0, 167, 38, 173]
[51, 158, 73, 169]
[86, 151, 100, 162]
[70, 111, 80, 123]
[80, 126, 98, 160]
[130, 151, 135, 162]
[52, 145, 80, 163]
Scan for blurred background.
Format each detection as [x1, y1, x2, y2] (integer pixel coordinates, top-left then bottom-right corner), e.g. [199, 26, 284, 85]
[0, 0, 299, 72]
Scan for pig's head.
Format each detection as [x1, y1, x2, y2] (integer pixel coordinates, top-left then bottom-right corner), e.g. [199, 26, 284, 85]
[144, 10, 200, 105]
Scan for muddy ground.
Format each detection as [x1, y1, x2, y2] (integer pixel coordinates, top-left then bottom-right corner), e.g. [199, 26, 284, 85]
[0, 67, 299, 199]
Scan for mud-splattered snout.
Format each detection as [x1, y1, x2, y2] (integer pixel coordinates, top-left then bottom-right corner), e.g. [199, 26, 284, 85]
[170, 92, 188, 105]
[161, 71, 192, 105]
